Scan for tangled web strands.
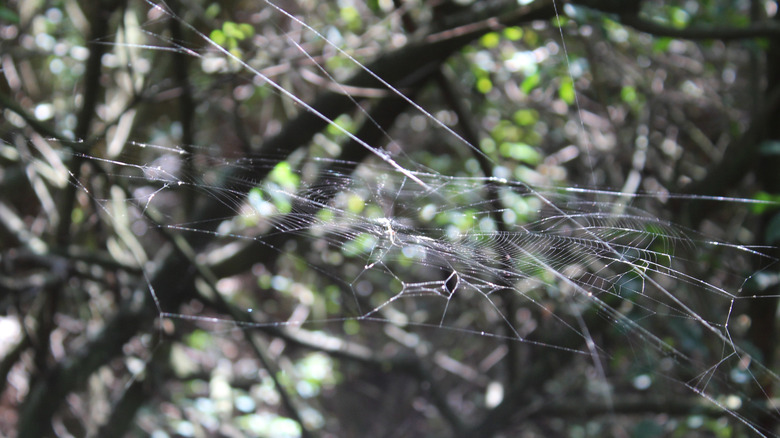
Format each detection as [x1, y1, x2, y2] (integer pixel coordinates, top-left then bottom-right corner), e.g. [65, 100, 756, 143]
[98, 1, 780, 435]
[114, 135, 779, 436]
[7, 0, 780, 436]
[219, 162, 751, 335]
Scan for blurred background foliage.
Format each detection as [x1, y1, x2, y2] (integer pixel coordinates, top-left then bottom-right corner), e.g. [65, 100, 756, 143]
[2, 0, 780, 437]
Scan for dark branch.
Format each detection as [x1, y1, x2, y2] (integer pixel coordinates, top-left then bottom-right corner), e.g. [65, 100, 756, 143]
[620, 14, 780, 41]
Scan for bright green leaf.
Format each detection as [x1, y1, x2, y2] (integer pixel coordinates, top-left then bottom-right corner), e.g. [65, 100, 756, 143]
[499, 142, 541, 164]
[340, 6, 362, 31]
[317, 208, 334, 223]
[346, 194, 365, 213]
[520, 72, 540, 94]
[503, 27, 523, 41]
[652, 37, 672, 53]
[269, 161, 300, 191]
[552, 15, 569, 28]
[751, 191, 780, 214]
[223, 21, 246, 40]
[209, 29, 226, 46]
[238, 23, 254, 38]
[669, 7, 690, 29]
[513, 109, 538, 126]
[326, 114, 354, 137]
[476, 76, 493, 94]
[481, 32, 500, 49]
[559, 78, 575, 105]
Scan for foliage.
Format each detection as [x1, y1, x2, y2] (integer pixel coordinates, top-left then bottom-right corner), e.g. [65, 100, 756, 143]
[1, 0, 779, 437]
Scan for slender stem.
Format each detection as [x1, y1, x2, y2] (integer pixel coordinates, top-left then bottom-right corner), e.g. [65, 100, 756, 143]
[56, 0, 119, 246]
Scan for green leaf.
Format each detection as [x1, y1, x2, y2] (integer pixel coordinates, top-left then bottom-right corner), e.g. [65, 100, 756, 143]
[520, 72, 540, 94]
[340, 6, 362, 31]
[621, 85, 637, 103]
[71, 207, 85, 224]
[523, 29, 538, 46]
[559, 78, 575, 105]
[751, 191, 780, 214]
[223, 21, 246, 40]
[326, 114, 355, 137]
[317, 208, 334, 223]
[476, 76, 493, 94]
[480, 138, 496, 154]
[552, 15, 569, 28]
[186, 330, 213, 350]
[0, 6, 20, 23]
[346, 194, 365, 213]
[209, 29, 226, 46]
[503, 27, 523, 41]
[669, 7, 690, 29]
[342, 233, 377, 257]
[238, 23, 254, 38]
[269, 161, 300, 191]
[652, 37, 672, 53]
[204, 3, 221, 19]
[343, 319, 360, 335]
[480, 32, 500, 49]
[499, 142, 541, 164]
[513, 109, 538, 126]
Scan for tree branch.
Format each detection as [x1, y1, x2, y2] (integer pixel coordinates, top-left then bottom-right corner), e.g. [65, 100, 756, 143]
[55, 0, 122, 246]
[620, 14, 780, 41]
[573, 0, 780, 40]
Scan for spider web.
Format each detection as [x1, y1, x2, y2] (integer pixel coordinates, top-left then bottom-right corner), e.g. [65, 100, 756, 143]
[37, 0, 780, 436]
